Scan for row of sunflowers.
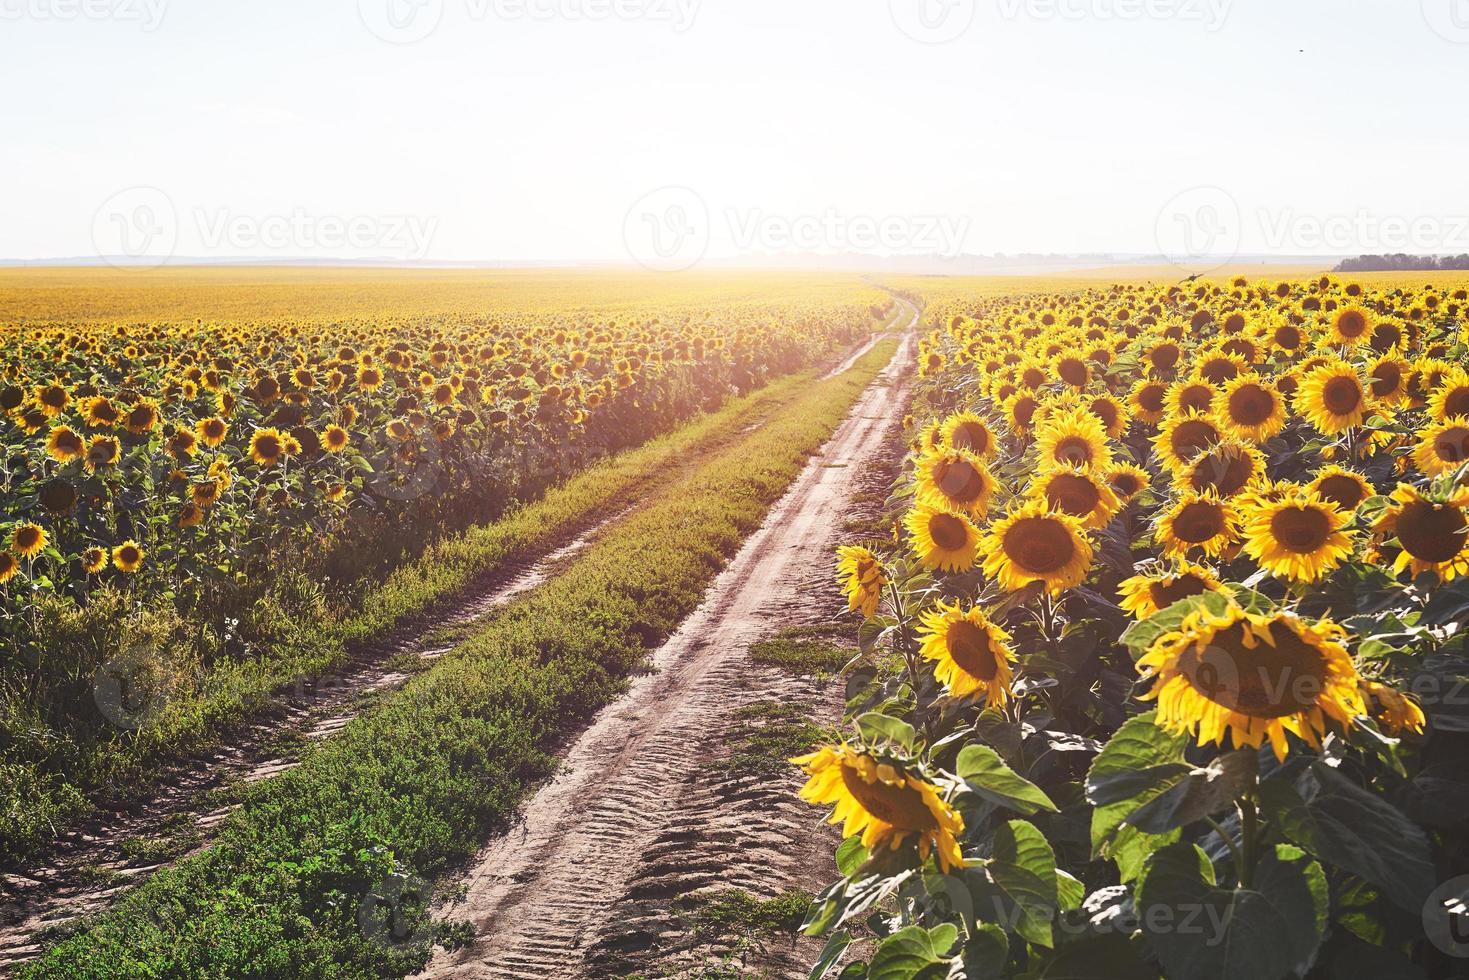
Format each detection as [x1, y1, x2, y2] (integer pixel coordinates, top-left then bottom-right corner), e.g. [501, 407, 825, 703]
[802, 276, 1469, 979]
[0, 288, 879, 715]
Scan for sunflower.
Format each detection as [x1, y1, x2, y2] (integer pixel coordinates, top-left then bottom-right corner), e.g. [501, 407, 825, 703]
[1156, 491, 1240, 559]
[916, 447, 996, 518]
[192, 479, 222, 508]
[321, 424, 350, 454]
[1428, 366, 1469, 422]
[1307, 465, 1374, 512]
[1153, 411, 1224, 474]
[178, 503, 204, 528]
[195, 416, 229, 447]
[165, 428, 198, 459]
[1241, 491, 1354, 583]
[1167, 379, 1217, 418]
[836, 545, 886, 619]
[1034, 408, 1113, 473]
[981, 499, 1094, 596]
[1138, 603, 1365, 761]
[1361, 681, 1426, 736]
[1087, 394, 1130, 439]
[1117, 561, 1224, 620]
[1129, 379, 1169, 424]
[0, 553, 18, 585]
[45, 425, 86, 463]
[112, 540, 145, 573]
[1107, 463, 1152, 502]
[1179, 438, 1265, 499]
[1366, 354, 1410, 406]
[1373, 484, 1469, 581]
[939, 412, 998, 461]
[792, 745, 965, 872]
[123, 401, 159, 435]
[905, 503, 981, 573]
[1002, 392, 1040, 436]
[1326, 305, 1374, 347]
[81, 546, 109, 574]
[917, 601, 1015, 705]
[1413, 417, 1469, 477]
[84, 435, 120, 473]
[1029, 466, 1120, 529]
[35, 383, 69, 417]
[10, 522, 47, 559]
[1296, 362, 1370, 435]
[1216, 374, 1285, 442]
[249, 427, 291, 466]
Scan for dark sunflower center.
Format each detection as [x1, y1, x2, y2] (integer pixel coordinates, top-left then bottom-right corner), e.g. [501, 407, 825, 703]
[1151, 345, 1181, 369]
[1110, 471, 1144, 497]
[1012, 399, 1037, 426]
[1275, 326, 1302, 349]
[839, 765, 937, 831]
[1321, 376, 1362, 416]
[953, 422, 990, 455]
[1190, 451, 1254, 498]
[1051, 435, 1096, 468]
[1371, 324, 1402, 353]
[935, 459, 986, 504]
[1045, 473, 1101, 518]
[54, 430, 83, 453]
[928, 513, 970, 551]
[1003, 517, 1076, 574]
[1058, 359, 1088, 386]
[1150, 573, 1209, 608]
[945, 620, 1000, 680]
[257, 435, 282, 458]
[1173, 501, 1226, 543]
[15, 527, 40, 550]
[1170, 419, 1220, 462]
[1370, 362, 1402, 397]
[1092, 401, 1119, 430]
[1201, 360, 1239, 385]
[118, 546, 140, 565]
[1336, 310, 1368, 338]
[1179, 620, 1328, 718]
[1444, 387, 1469, 419]
[1398, 502, 1469, 563]
[1139, 385, 1166, 412]
[1270, 506, 1332, 553]
[1179, 386, 1213, 414]
[1315, 475, 1367, 510]
[1228, 385, 1275, 427]
[40, 480, 77, 514]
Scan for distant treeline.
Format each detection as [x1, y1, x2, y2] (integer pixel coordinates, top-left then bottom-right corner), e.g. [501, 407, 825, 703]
[1333, 254, 1469, 272]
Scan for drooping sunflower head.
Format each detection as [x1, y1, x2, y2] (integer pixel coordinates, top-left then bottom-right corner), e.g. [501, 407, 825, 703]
[1034, 408, 1113, 474]
[1117, 560, 1225, 620]
[1153, 411, 1224, 474]
[1156, 490, 1240, 559]
[981, 498, 1094, 596]
[792, 745, 965, 872]
[1360, 681, 1426, 737]
[939, 411, 998, 461]
[1373, 483, 1469, 581]
[1216, 373, 1285, 442]
[1241, 490, 1354, 584]
[917, 601, 1015, 705]
[905, 503, 981, 573]
[916, 447, 996, 518]
[836, 544, 887, 620]
[1029, 465, 1120, 529]
[1138, 602, 1365, 761]
[1413, 416, 1469, 477]
[1179, 438, 1265, 499]
[1296, 361, 1370, 436]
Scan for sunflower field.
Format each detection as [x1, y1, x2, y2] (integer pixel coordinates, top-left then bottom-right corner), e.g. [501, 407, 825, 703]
[802, 276, 1469, 979]
[0, 270, 885, 858]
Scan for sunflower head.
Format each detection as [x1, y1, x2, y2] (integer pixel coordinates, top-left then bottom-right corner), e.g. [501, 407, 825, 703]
[1030, 465, 1120, 529]
[1296, 361, 1370, 436]
[917, 601, 1015, 705]
[981, 498, 1094, 596]
[1156, 490, 1240, 559]
[1413, 416, 1469, 477]
[916, 447, 996, 518]
[792, 745, 965, 873]
[1034, 408, 1113, 474]
[1179, 438, 1265, 499]
[1241, 490, 1354, 584]
[0, 553, 18, 585]
[1216, 374, 1285, 442]
[939, 411, 998, 461]
[836, 544, 887, 619]
[1361, 681, 1426, 736]
[1306, 465, 1373, 512]
[10, 522, 48, 559]
[1154, 411, 1224, 474]
[81, 546, 109, 575]
[1117, 561, 1224, 620]
[112, 540, 145, 573]
[1138, 602, 1365, 761]
[1374, 483, 1469, 581]
[905, 504, 981, 574]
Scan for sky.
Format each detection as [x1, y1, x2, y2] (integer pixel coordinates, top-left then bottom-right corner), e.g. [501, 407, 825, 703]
[2, 0, 1467, 267]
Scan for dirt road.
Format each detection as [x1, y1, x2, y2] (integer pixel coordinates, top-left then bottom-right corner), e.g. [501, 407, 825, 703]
[424, 308, 916, 979]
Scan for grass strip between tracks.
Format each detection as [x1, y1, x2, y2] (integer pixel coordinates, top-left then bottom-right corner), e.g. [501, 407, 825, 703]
[20, 338, 900, 979]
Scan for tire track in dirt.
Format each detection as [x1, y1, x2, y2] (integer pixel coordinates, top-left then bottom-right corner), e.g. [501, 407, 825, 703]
[0, 329, 885, 972]
[422, 302, 916, 980]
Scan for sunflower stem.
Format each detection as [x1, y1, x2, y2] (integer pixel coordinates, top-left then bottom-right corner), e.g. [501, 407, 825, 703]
[1236, 795, 1259, 889]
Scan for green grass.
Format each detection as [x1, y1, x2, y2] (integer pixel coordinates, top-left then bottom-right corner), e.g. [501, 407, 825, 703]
[20, 340, 898, 979]
[706, 700, 833, 781]
[1, 352, 853, 865]
[685, 888, 813, 938]
[748, 637, 850, 676]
